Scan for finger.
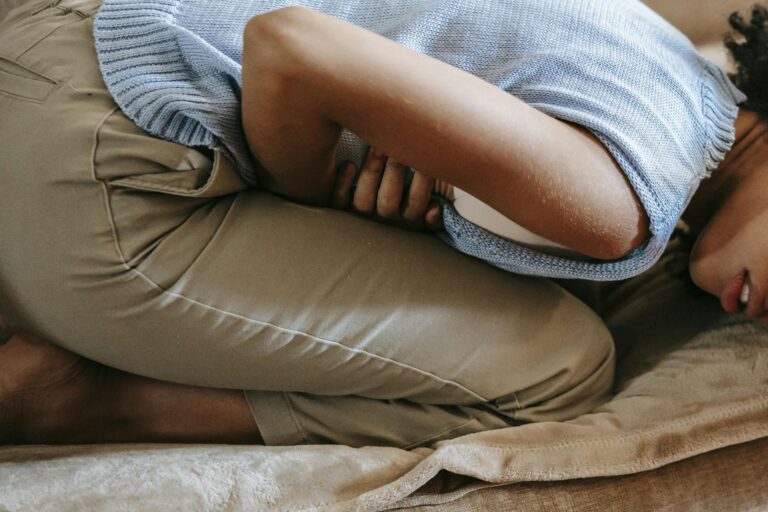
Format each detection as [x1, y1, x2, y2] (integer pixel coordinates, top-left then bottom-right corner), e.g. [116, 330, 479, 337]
[376, 159, 407, 219]
[353, 146, 386, 214]
[401, 170, 435, 222]
[331, 162, 357, 210]
[424, 201, 444, 231]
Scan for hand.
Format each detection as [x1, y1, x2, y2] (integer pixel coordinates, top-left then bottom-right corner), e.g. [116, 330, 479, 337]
[331, 146, 443, 232]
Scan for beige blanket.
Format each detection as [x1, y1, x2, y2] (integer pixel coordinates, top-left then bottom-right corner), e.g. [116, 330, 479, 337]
[2, 235, 767, 511]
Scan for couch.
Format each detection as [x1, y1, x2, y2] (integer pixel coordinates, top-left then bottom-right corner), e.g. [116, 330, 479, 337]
[1, 1, 766, 510]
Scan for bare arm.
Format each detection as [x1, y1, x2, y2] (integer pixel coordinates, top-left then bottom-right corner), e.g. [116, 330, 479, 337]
[241, 6, 649, 260]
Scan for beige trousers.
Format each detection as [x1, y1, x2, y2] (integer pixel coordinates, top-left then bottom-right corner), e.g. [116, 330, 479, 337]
[0, 0, 614, 448]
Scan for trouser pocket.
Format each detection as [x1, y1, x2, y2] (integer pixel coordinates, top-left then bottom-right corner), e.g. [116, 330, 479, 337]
[0, 57, 58, 102]
[94, 108, 248, 198]
[0, 0, 94, 61]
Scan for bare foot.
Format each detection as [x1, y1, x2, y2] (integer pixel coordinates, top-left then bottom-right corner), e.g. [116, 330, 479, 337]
[0, 332, 262, 445]
[0, 332, 104, 444]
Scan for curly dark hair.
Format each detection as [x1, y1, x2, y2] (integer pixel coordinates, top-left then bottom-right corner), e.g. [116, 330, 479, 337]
[726, 4, 768, 120]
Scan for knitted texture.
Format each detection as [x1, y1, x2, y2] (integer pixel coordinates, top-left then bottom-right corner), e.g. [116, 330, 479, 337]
[93, 0, 746, 281]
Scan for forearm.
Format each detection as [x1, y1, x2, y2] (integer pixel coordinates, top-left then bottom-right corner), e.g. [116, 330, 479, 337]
[242, 7, 649, 259]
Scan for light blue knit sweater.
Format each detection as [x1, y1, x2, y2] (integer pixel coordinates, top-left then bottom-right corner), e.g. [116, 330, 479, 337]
[93, 0, 746, 280]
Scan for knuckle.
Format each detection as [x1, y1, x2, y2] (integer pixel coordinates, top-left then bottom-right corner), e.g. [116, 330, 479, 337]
[366, 149, 384, 163]
[332, 192, 349, 208]
[402, 196, 429, 219]
[402, 209, 422, 222]
[377, 199, 400, 219]
[352, 197, 375, 215]
[361, 166, 383, 179]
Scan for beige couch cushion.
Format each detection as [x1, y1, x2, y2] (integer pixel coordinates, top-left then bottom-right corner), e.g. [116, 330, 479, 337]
[406, 436, 768, 511]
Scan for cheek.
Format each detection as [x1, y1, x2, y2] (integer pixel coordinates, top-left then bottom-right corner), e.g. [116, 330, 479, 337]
[688, 235, 722, 296]
[686, 168, 768, 297]
[689, 212, 768, 296]
[688, 223, 746, 296]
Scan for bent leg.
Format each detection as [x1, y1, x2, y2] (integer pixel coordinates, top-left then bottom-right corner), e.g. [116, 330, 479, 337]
[0, 1, 615, 448]
[10, 173, 614, 446]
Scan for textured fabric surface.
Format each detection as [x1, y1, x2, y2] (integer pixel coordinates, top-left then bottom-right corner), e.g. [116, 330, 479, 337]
[92, 0, 746, 281]
[404, 437, 768, 512]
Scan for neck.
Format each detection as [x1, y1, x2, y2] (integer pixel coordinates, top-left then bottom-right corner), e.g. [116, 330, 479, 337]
[682, 109, 768, 234]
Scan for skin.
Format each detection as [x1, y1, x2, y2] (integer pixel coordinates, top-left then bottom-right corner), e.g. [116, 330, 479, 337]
[682, 108, 768, 323]
[331, 146, 444, 232]
[2, 7, 766, 445]
[344, 108, 768, 325]
[0, 332, 262, 444]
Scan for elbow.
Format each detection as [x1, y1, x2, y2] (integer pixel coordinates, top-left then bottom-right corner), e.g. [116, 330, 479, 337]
[242, 7, 320, 104]
[596, 230, 650, 262]
[244, 6, 316, 67]
[245, 6, 315, 37]
[589, 173, 652, 261]
[592, 210, 651, 262]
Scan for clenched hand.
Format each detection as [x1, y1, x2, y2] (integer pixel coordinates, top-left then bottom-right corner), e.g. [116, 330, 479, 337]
[331, 146, 443, 233]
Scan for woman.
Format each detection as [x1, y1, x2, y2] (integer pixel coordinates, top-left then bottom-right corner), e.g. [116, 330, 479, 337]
[0, 1, 765, 445]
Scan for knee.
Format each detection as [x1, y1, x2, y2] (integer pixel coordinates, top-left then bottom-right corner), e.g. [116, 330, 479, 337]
[487, 294, 616, 424]
[514, 320, 616, 423]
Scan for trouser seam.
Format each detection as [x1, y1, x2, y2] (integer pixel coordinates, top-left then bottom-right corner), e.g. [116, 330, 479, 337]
[55, 5, 90, 18]
[281, 392, 309, 445]
[29, 0, 62, 16]
[399, 412, 484, 450]
[103, 257, 490, 402]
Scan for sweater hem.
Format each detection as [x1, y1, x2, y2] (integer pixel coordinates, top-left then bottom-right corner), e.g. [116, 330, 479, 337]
[699, 61, 747, 177]
[93, 0, 258, 184]
[436, 197, 670, 282]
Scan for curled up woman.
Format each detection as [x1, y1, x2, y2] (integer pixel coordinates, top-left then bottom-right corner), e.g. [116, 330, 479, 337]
[1, 0, 768, 446]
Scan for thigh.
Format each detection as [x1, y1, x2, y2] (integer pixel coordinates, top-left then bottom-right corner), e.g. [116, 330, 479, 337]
[118, 190, 613, 403]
